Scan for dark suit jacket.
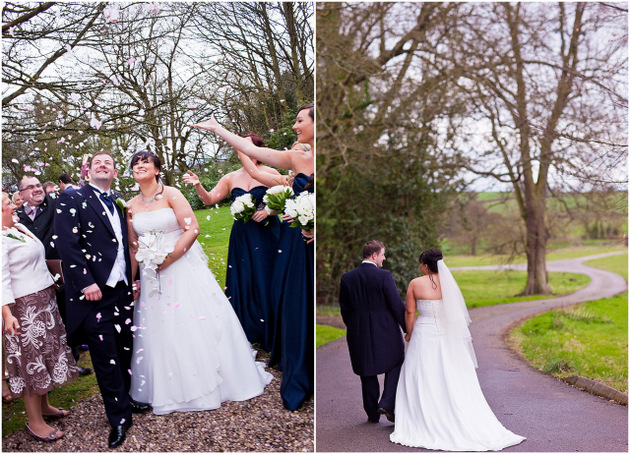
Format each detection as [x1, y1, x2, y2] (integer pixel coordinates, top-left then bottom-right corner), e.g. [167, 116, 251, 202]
[53, 185, 132, 342]
[339, 262, 406, 376]
[16, 193, 59, 259]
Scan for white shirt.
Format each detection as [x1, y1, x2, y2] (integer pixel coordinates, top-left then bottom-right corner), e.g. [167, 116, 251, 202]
[2, 224, 55, 305]
[89, 183, 128, 287]
[362, 260, 377, 266]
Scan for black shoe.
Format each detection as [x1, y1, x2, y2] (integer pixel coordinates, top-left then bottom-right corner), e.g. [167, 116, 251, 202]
[108, 418, 132, 448]
[130, 400, 150, 414]
[77, 366, 92, 376]
[378, 407, 395, 423]
[367, 416, 380, 423]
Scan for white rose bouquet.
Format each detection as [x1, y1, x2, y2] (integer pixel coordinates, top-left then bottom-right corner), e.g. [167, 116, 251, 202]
[263, 185, 294, 215]
[284, 191, 315, 231]
[136, 230, 174, 295]
[230, 193, 257, 223]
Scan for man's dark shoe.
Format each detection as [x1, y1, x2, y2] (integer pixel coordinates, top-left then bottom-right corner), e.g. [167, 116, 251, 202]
[77, 366, 92, 376]
[108, 418, 132, 448]
[130, 400, 150, 414]
[378, 407, 395, 423]
[367, 416, 380, 423]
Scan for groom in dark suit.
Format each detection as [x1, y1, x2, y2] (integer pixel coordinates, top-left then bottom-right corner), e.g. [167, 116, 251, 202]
[54, 151, 146, 448]
[339, 240, 406, 424]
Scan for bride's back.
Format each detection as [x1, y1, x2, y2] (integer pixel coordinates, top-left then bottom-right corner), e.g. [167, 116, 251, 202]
[412, 274, 442, 301]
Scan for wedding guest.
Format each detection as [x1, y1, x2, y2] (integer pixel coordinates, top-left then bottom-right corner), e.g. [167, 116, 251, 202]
[11, 191, 23, 207]
[42, 181, 57, 194]
[2, 192, 79, 442]
[58, 173, 79, 193]
[16, 177, 58, 260]
[192, 103, 314, 411]
[16, 176, 92, 377]
[183, 135, 282, 350]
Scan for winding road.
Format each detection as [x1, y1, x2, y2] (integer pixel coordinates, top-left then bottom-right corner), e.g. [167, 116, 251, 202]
[315, 251, 628, 452]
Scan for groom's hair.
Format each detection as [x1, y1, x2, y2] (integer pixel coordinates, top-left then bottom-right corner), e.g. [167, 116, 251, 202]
[363, 240, 385, 259]
[90, 151, 116, 168]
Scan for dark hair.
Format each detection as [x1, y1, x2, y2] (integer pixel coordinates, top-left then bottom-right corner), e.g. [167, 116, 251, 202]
[42, 181, 55, 192]
[242, 133, 265, 148]
[419, 249, 443, 274]
[298, 103, 314, 121]
[363, 240, 385, 259]
[58, 173, 73, 184]
[130, 151, 162, 183]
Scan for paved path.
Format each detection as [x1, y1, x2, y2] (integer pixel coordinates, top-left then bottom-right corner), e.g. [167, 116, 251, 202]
[316, 251, 628, 452]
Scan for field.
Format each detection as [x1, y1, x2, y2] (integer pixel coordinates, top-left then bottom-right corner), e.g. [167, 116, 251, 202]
[510, 253, 628, 392]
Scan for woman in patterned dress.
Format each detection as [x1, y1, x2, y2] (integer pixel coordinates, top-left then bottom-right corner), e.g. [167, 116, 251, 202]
[2, 192, 79, 442]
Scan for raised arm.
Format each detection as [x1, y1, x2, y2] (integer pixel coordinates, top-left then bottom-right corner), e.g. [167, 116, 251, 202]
[182, 170, 230, 206]
[192, 115, 295, 170]
[237, 151, 287, 188]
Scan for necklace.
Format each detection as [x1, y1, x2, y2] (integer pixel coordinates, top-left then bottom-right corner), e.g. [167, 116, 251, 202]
[140, 187, 160, 204]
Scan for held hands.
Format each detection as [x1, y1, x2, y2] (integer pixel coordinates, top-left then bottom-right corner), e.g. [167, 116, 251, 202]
[183, 170, 200, 186]
[190, 114, 220, 133]
[405, 331, 412, 342]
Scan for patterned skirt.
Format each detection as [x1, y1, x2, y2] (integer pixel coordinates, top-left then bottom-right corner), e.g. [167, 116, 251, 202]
[4, 285, 79, 396]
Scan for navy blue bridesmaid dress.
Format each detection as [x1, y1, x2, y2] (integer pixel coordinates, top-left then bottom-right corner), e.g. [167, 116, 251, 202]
[225, 186, 280, 350]
[269, 173, 314, 411]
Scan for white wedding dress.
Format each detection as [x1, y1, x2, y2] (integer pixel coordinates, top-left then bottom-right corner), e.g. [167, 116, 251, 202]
[130, 208, 272, 414]
[390, 300, 525, 451]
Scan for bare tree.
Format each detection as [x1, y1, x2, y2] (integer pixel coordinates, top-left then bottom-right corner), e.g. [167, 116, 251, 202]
[448, 2, 627, 294]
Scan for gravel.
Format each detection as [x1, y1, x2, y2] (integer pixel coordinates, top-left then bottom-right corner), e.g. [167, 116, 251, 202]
[2, 354, 313, 452]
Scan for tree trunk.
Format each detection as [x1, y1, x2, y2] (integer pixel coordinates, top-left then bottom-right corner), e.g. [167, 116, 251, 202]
[522, 199, 551, 295]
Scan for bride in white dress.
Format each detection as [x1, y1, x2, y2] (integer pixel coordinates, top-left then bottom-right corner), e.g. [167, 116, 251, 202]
[390, 249, 525, 451]
[126, 151, 272, 415]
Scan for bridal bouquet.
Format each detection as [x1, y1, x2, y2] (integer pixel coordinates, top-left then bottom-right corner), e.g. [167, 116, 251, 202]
[136, 231, 174, 295]
[284, 191, 315, 230]
[230, 193, 257, 223]
[136, 231, 174, 272]
[263, 185, 294, 215]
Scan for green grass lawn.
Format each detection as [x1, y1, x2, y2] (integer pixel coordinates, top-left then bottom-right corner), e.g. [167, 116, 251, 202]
[195, 205, 235, 288]
[510, 253, 628, 393]
[316, 325, 346, 348]
[452, 270, 590, 308]
[2, 206, 236, 437]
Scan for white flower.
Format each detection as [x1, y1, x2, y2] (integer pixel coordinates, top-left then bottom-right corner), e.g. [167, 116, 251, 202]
[230, 193, 257, 222]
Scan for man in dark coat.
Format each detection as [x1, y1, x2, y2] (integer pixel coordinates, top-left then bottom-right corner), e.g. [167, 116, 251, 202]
[339, 240, 406, 424]
[54, 151, 147, 448]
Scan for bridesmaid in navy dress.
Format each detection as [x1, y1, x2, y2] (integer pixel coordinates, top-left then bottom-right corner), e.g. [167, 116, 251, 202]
[182, 134, 282, 349]
[192, 104, 315, 411]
